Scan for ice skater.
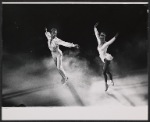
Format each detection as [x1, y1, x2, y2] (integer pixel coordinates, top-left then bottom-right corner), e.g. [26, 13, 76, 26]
[45, 27, 79, 84]
[94, 22, 119, 91]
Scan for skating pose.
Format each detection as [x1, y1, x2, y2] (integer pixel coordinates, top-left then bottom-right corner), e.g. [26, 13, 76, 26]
[45, 28, 79, 84]
[94, 22, 119, 91]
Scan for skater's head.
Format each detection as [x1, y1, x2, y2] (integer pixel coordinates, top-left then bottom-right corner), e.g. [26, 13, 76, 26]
[100, 32, 106, 43]
[51, 28, 57, 38]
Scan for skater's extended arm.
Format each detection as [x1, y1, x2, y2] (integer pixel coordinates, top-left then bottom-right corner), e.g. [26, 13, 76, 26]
[101, 33, 119, 50]
[94, 23, 101, 45]
[45, 28, 51, 40]
[56, 38, 79, 48]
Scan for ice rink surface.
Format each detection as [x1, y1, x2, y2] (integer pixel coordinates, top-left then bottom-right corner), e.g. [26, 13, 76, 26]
[2, 72, 148, 120]
[2, 72, 148, 106]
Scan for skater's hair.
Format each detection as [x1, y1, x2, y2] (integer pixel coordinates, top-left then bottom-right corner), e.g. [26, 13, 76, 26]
[100, 32, 106, 37]
[51, 28, 57, 33]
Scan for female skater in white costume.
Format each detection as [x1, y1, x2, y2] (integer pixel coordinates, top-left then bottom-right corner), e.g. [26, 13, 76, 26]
[94, 22, 119, 91]
[45, 28, 79, 84]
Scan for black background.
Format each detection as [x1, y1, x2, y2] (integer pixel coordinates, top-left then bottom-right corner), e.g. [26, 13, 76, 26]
[2, 4, 148, 70]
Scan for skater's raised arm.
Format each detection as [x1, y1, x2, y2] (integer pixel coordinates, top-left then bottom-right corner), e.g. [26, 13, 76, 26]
[101, 33, 119, 50]
[45, 28, 51, 40]
[94, 22, 101, 45]
[56, 38, 79, 48]
[106, 33, 119, 45]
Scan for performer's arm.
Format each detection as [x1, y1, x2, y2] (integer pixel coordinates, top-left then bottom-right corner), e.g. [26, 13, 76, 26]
[56, 38, 79, 48]
[94, 23, 101, 45]
[101, 33, 119, 49]
[45, 28, 51, 40]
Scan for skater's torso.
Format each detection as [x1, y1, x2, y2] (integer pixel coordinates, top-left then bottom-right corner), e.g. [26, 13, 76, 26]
[45, 32, 62, 56]
[45, 31, 75, 57]
[97, 43, 113, 63]
[48, 37, 63, 55]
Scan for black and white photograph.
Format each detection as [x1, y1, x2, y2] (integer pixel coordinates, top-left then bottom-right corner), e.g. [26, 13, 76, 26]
[1, 1, 149, 120]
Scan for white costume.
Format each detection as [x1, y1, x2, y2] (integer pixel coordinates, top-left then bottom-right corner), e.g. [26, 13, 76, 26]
[94, 27, 116, 63]
[45, 32, 75, 54]
[45, 31, 75, 82]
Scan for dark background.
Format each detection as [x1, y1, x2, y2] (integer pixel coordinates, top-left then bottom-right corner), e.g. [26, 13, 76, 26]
[2, 4, 148, 71]
[1, 3, 149, 108]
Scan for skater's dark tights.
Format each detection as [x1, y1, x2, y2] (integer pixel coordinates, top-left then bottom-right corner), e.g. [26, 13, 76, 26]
[103, 59, 112, 83]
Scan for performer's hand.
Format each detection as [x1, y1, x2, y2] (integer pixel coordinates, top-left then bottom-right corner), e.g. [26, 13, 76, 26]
[45, 27, 47, 32]
[94, 22, 99, 27]
[115, 33, 119, 38]
[74, 44, 79, 49]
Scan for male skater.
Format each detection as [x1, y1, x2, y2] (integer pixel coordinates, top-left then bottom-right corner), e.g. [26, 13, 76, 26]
[45, 27, 79, 84]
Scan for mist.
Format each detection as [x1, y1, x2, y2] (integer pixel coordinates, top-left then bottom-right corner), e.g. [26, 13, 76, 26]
[2, 49, 148, 107]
